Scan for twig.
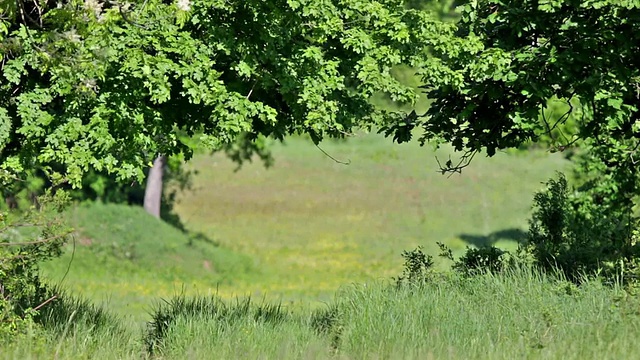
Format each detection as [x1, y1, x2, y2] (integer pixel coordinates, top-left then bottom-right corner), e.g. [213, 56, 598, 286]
[31, 0, 43, 28]
[107, 0, 148, 29]
[57, 234, 76, 286]
[0, 170, 27, 182]
[32, 295, 58, 311]
[435, 149, 478, 177]
[540, 102, 552, 135]
[16, 0, 43, 29]
[246, 80, 257, 100]
[0, 232, 69, 246]
[136, 0, 149, 16]
[315, 144, 351, 165]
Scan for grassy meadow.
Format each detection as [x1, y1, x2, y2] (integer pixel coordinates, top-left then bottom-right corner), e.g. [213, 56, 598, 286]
[171, 134, 568, 300]
[11, 132, 640, 359]
[41, 134, 568, 314]
[7, 269, 640, 359]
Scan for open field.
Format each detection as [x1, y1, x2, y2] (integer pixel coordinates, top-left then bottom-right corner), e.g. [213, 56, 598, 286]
[41, 134, 569, 316]
[172, 134, 569, 301]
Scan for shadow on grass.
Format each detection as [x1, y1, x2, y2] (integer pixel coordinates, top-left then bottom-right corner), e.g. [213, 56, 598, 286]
[161, 204, 220, 247]
[458, 228, 528, 248]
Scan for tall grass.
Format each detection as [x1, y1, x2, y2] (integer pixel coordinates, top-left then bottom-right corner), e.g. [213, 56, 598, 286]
[148, 297, 327, 359]
[2, 288, 144, 360]
[4, 267, 640, 359]
[328, 269, 640, 359]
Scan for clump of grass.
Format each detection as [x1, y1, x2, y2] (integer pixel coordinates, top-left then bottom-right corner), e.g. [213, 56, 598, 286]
[145, 295, 288, 355]
[310, 303, 343, 352]
[2, 286, 144, 360]
[36, 285, 121, 335]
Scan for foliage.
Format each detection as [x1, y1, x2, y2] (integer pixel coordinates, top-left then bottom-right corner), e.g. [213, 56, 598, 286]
[393, 246, 435, 286]
[1, 130, 274, 215]
[405, 0, 463, 22]
[454, 246, 506, 275]
[382, 1, 639, 172]
[0, 191, 72, 338]
[0, 0, 454, 188]
[438, 241, 507, 276]
[527, 97, 582, 155]
[526, 173, 640, 283]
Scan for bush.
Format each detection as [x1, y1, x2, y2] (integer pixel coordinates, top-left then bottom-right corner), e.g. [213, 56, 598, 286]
[0, 190, 71, 339]
[525, 173, 640, 283]
[453, 246, 507, 276]
[393, 246, 435, 287]
[435, 241, 510, 276]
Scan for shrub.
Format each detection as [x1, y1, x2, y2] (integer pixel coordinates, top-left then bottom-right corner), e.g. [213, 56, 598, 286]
[453, 246, 507, 276]
[0, 190, 72, 339]
[525, 173, 640, 284]
[436, 242, 509, 276]
[393, 246, 435, 287]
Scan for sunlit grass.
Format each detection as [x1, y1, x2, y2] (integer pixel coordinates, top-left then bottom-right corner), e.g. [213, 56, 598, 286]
[172, 134, 569, 302]
[40, 133, 569, 321]
[8, 268, 639, 359]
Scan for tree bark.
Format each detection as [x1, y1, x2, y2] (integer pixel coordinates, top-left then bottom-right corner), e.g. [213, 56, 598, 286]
[143, 155, 166, 218]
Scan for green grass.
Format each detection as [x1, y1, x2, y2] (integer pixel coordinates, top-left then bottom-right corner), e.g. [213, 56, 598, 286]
[39, 132, 568, 320]
[41, 202, 255, 321]
[172, 133, 568, 302]
[5, 268, 640, 359]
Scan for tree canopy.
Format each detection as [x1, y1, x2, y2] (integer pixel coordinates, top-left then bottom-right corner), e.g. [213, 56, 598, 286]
[3, 0, 639, 190]
[0, 0, 457, 186]
[386, 1, 639, 173]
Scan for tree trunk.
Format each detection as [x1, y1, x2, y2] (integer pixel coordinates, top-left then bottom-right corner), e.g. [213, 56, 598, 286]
[5, 194, 17, 209]
[143, 155, 166, 218]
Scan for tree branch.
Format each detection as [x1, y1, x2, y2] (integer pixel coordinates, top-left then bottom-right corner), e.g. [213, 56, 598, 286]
[0, 232, 69, 246]
[315, 144, 351, 165]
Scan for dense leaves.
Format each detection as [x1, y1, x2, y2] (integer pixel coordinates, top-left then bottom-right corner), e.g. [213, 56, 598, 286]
[383, 1, 639, 168]
[0, 0, 454, 187]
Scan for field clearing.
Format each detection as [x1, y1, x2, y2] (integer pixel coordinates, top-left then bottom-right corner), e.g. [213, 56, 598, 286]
[41, 133, 569, 323]
[172, 134, 569, 302]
